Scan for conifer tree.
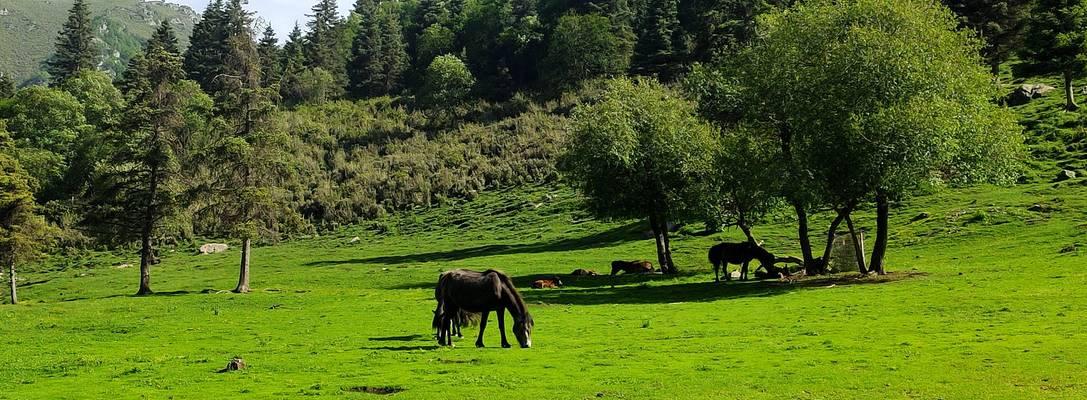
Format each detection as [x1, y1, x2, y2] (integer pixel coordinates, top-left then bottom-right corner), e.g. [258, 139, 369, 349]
[203, 13, 300, 294]
[347, 0, 381, 97]
[944, 0, 1031, 75]
[305, 0, 346, 75]
[377, 7, 410, 94]
[257, 26, 282, 88]
[632, 0, 681, 79]
[87, 23, 208, 296]
[184, 0, 229, 91]
[0, 73, 14, 99]
[152, 21, 181, 56]
[1019, 0, 1087, 110]
[46, 0, 98, 84]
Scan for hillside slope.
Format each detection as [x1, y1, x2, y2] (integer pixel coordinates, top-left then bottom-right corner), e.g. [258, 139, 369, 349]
[0, 0, 198, 84]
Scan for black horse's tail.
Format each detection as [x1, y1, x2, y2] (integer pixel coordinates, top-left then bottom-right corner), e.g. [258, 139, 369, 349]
[457, 310, 481, 327]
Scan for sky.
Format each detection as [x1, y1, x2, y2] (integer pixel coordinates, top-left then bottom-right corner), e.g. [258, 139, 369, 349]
[172, 0, 353, 42]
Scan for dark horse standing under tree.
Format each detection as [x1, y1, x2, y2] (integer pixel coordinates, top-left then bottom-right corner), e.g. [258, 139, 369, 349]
[708, 242, 786, 282]
[433, 269, 534, 348]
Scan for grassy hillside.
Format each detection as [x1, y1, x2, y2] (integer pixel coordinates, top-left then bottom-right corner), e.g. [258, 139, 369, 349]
[0, 0, 198, 84]
[1, 176, 1085, 398]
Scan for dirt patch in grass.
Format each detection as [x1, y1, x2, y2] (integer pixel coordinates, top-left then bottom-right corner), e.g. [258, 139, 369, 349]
[343, 386, 405, 395]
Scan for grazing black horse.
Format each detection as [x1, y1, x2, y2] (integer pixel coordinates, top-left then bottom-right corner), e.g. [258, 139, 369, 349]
[433, 269, 534, 348]
[708, 242, 778, 282]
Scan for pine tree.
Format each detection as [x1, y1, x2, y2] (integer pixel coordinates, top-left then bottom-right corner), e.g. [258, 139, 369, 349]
[184, 0, 229, 91]
[152, 21, 181, 56]
[378, 7, 410, 94]
[632, 0, 681, 79]
[347, 0, 381, 97]
[87, 23, 199, 296]
[0, 73, 14, 99]
[257, 26, 282, 88]
[944, 0, 1031, 75]
[204, 14, 300, 294]
[305, 0, 346, 73]
[280, 23, 309, 104]
[46, 0, 98, 84]
[415, 0, 446, 29]
[1019, 0, 1087, 111]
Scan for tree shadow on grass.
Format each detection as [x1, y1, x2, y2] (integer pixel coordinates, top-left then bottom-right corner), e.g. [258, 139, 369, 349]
[369, 334, 427, 342]
[303, 221, 646, 268]
[388, 271, 673, 290]
[521, 272, 926, 306]
[365, 345, 441, 351]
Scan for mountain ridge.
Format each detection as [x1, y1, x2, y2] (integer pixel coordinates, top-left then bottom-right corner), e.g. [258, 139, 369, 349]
[0, 0, 199, 85]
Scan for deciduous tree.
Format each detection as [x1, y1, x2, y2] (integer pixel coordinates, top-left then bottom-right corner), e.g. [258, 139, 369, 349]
[562, 77, 715, 274]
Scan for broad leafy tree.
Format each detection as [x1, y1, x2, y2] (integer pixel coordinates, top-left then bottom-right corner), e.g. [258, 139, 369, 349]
[543, 14, 632, 89]
[420, 55, 476, 107]
[562, 77, 715, 274]
[46, 0, 98, 84]
[3, 86, 89, 199]
[728, 0, 1023, 274]
[0, 124, 54, 305]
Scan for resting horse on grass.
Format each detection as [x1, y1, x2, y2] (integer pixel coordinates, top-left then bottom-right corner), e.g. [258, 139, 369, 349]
[434, 269, 534, 348]
[708, 242, 791, 282]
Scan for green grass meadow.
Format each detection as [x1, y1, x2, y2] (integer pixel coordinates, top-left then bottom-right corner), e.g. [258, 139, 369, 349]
[2, 180, 1086, 399]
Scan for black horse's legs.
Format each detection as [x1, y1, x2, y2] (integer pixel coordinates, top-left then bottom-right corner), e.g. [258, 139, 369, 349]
[498, 308, 511, 348]
[475, 311, 490, 348]
[453, 313, 463, 338]
[741, 261, 750, 280]
[438, 314, 450, 346]
[713, 262, 720, 282]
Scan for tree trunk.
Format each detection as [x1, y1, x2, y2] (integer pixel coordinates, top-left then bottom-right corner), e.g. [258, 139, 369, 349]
[869, 193, 890, 275]
[234, 238, 252, 293]
[739, 223, 757, 244]
[815, 210, 847, 275]
[845, 215, 868, 274]
[7, 258, 16, 305]
[137, 163, 159, 296]
[650, 215, 675, 274]
[1064, 70, 1080, 111]
[793, 202, 815, 267]
[661, 221, 676, 274]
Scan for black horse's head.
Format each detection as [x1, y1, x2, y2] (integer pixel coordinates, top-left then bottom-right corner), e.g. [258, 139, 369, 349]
[514, 313, 534, 348]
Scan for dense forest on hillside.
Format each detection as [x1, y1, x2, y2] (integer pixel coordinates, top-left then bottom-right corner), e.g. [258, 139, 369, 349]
[2, 0, 1084, 295]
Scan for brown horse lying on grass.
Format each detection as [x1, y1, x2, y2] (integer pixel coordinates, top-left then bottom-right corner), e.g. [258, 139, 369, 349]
[532, 277, 563, 289]
[434, 269, 534, 348]
[611, 260, 654, 275]
[570, 269, 598, 276]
